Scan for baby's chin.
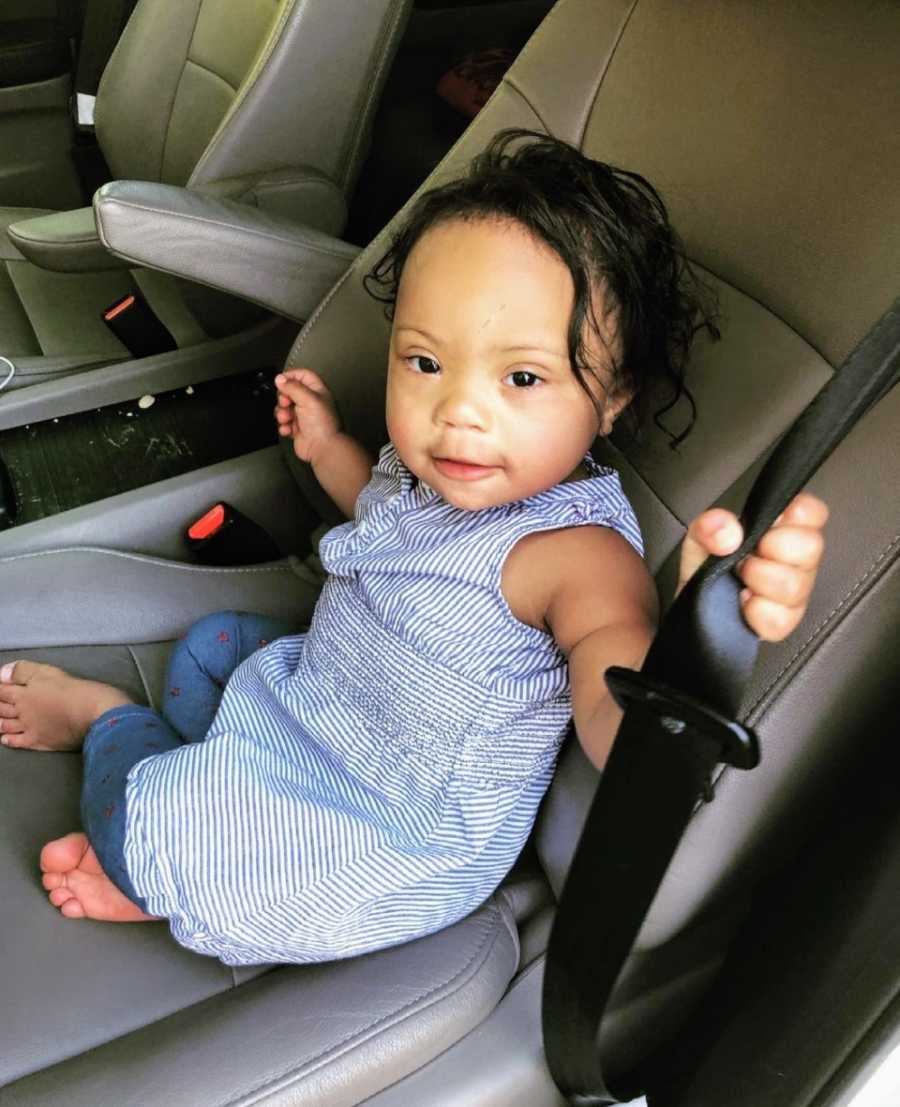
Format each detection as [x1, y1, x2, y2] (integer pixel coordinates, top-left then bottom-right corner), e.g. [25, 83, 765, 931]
[432, 477, 527, 512]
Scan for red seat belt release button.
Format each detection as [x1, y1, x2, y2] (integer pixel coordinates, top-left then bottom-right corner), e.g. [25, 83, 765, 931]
[188, 503, 227, 541]
[103, 294, 135, 322]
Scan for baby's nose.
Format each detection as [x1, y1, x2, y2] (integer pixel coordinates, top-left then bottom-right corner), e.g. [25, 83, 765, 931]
[436, 383, 488, 429]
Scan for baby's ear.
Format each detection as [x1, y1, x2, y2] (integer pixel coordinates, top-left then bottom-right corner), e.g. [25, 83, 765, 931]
[598, 389, 633, 436]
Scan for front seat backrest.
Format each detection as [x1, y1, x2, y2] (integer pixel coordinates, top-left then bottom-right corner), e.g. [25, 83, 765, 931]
[95, 0, 407, 197]
[282, 0, 900, 1081]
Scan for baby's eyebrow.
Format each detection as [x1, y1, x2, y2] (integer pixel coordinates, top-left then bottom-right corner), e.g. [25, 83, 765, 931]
[394, 324, 441, 345]
[497, 343, 569, 359]
[394, 325, 568, 362]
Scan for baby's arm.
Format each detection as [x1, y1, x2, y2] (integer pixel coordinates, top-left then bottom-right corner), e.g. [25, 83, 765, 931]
[537, 493, 828, 769]
[274, 369, 375, 518]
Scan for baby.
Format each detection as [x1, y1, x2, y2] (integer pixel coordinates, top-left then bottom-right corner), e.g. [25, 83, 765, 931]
[0, 132, 826, 964]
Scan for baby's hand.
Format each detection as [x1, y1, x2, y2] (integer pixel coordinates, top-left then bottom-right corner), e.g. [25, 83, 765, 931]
[677, 492, 828, 641]
[274, 369, 341, 465]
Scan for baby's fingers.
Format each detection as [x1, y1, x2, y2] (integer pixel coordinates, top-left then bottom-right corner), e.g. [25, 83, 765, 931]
[754, 520, 825, 571]
[276, 368, 330, 396]
[737, 495, 828, 642]
[274, 403, 295, 436]
[676, 509, 743, 595]
[738, 553, 816, 610]
[774, 490, 829, 531]
[740, 593, 807, 642]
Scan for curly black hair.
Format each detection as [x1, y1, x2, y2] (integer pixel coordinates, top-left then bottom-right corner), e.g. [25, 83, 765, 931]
[365, 129, 719, 444]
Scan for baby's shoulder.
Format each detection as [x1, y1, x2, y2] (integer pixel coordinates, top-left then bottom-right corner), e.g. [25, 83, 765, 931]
[502, 522, 653, 635]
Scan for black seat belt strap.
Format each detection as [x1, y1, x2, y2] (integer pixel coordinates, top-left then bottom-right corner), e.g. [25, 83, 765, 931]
[542, 297, 900, 1105]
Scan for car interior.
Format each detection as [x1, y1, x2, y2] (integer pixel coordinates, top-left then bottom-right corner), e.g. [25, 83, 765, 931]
[1, 1, 898, 1105]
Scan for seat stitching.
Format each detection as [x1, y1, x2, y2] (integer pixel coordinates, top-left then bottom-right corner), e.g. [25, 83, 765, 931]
[703, 530, 900, 802]
[503, 74, 551, 133]
[189, 0, 296, 186]
[577, 0, 641, 148]
[127, 644, 156, 710]
[157, 0, 206, 182]
[337, 0, 411, 192]
[182, 55, 237, 94]
[99, 197, 357, 261]
[215, 906, 506, 1106]
[744, 530, 900, 721]
[483, 0, 568, 82]
[10, 230, 101, 249]
[0, 546, 296, 575]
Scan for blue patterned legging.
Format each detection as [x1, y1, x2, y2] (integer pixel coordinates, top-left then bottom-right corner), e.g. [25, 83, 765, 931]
[80, 611, 297, 909]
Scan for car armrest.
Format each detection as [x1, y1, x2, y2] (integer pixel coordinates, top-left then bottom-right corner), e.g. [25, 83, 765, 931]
[94, 180, 361, 322]
[196, 165, 348, 236]
[7, 206, 130, 273]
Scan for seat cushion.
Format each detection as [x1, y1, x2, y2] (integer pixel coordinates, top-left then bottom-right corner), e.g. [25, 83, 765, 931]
[2, 710, 518, 1102]
[1, 647, 519, 1104]
[0, 552, 520, 1102]
[0, 206, 139, 380]
[0, 207, 264, 388]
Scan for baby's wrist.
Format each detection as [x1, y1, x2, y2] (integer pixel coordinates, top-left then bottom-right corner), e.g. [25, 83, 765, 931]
[307, 428, 347, 471]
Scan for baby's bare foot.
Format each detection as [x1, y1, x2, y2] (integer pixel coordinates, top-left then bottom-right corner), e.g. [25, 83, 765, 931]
[41, 832, 156, 922]
[0, 660, 132, 751]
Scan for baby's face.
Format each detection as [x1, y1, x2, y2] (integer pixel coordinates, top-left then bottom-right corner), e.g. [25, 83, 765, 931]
[386, 216, 620, 510]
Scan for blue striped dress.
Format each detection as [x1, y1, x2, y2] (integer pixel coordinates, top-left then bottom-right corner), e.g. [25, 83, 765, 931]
[123, 445, 642, 964]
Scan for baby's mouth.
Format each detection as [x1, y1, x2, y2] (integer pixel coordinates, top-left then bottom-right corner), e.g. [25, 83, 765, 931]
[432, 456, 499, 481]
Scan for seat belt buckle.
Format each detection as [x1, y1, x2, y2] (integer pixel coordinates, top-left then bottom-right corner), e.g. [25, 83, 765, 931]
[102, 293, 177, 359]
[604, 666, 760, 771]
[186, 502, 282, 566]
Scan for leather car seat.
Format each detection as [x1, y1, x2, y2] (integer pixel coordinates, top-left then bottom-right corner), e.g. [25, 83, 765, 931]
[0, 0, 411, 393]
[1, 1, 898, 1103]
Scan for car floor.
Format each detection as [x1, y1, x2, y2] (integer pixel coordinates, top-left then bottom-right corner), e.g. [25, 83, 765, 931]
[0, 369, 279, 525]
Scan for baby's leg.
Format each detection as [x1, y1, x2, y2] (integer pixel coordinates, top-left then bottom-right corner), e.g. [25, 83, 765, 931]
[0, 660, 131, 751]
[164, 610, 298, 742]
[42, 704, 181, 922]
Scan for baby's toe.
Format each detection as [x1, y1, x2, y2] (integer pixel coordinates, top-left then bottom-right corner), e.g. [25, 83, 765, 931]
[59, 897, 86, 919]
[40, 832, 89, 874]
[0, 659, 39, 686]
[42, 870, 64, 891]
[0, 721, 27, 745]
[48, 885, 75, 908]
[0, 682, 21, 705]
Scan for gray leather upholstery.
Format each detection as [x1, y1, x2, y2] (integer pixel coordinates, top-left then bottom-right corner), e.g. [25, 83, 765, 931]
[0, 74, 82, 210]
[93, 180, 360, 323]
[1, 0, 898, 1103]
[7, 206, 128, 273]
[0, 0, 411, 396]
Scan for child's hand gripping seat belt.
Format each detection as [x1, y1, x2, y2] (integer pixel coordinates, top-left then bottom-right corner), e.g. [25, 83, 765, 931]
[542, 297, 900, 1106]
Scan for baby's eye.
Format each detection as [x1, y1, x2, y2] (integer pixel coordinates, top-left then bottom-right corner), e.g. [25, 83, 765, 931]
[505, 370, 542, 388]
[407, 355, 441, 374]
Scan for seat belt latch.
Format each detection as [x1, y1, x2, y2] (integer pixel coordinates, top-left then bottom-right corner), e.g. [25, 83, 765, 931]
[186, 502, 282, 566]
[604, 666, 760, 771]
[102, 292, 177, 359]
